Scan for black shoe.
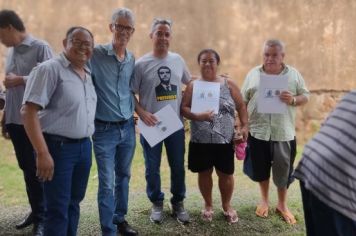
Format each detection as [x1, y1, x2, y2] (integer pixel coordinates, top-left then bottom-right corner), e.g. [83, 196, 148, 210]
[117, 220, 138, 236]
[33, 222, 44, 236]
[15, 212, 34, 230]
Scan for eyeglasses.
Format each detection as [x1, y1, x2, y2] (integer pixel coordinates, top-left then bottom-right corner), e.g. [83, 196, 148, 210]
[113, 24, 135, 33]
[70, 39, 92, 49]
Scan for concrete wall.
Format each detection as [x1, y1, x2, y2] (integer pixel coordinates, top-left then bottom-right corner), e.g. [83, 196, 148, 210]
[1, 0, 355, 142]
[297, 90, 348, 143]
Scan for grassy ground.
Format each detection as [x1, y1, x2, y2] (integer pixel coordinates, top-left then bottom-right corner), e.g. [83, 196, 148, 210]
[0, 136, 306, 236]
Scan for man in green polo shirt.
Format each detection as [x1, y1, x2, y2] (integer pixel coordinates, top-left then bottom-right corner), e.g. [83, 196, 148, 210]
[241, 39, 309, 225]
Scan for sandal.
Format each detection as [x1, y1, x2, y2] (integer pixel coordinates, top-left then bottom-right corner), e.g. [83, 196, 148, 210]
[275, 208, 297, 225]
[255, 204, 269, 218]
[201, 209, 214, 222]
[223, 209, 239, 224]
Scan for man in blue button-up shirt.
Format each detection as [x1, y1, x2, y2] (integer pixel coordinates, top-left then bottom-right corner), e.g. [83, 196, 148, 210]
[89, 8, 138, 236]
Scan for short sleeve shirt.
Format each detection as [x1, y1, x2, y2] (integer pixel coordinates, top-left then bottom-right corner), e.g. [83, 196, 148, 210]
[131, 52, 191, 118]
[5, 35, 54, 125]
[23, 53, 97, 139]
[90, 44, 135, 121]
[241, 64, 309, 141]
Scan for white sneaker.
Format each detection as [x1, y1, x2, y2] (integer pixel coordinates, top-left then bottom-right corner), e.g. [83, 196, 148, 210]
[150, 201, 164, 224]
[171, 202, 190, 224]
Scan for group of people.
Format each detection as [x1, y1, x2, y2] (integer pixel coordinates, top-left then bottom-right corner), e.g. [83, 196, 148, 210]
[0, 6, 355, 236]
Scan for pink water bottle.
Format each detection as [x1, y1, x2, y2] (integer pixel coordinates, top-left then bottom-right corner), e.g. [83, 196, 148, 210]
[235, 142, 247, 160]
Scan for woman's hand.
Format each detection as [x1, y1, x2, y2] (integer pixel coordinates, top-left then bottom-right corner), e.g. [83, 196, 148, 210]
[240, 125, 249, 142]
[195, 110, 214, 122]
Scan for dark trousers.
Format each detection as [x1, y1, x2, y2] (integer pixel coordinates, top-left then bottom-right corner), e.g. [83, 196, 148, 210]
[6, 124, 45, 223]
[300, 181, 356, 236]
[44, 136, 92, 236]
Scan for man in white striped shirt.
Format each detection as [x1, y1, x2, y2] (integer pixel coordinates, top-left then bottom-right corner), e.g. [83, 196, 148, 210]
[294, 90, 356, 235]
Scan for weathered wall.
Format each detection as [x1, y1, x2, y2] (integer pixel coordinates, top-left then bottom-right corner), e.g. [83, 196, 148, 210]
[297, 90, 347, 143]
[0, 0, 355, 142]
[1, 0, 356, 89]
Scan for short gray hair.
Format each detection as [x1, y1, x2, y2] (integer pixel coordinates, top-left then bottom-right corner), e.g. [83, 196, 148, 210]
[151, 18, 172, 33]
[111, 8, 135, 26]
[263, 39, 285, 53]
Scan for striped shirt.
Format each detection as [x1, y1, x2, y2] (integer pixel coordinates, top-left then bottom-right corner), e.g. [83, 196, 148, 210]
[23, 53, 97, 139]
[294, 90, 356, 221]
[4, 35, 54, 125]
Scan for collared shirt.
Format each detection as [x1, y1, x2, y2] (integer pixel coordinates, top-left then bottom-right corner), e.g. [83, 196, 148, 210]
[241, 64, 309, 141]
[294, 91, 356, 221]
[23, 53, 97, 139]
[4, 34, 54, 125]
[89, 43, 135, 122]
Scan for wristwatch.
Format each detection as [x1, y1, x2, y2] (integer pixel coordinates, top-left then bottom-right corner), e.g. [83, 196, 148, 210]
[291, 97, 297, 106]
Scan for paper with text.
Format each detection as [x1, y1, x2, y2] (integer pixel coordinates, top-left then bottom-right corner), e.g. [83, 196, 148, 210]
[257, 74, 288, 114]
[191, 80, 220, 114]
[138, 105, 183, 147]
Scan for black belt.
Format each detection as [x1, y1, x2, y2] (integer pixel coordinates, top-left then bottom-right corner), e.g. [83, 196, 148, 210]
[95, 118, 128, 126]
[43, 133, 89, 143]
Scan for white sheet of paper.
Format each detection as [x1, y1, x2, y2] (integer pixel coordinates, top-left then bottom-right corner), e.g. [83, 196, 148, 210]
[191, 80, 220, 114]
[257, 74, 288, 114]
[137, 105, 183, 147]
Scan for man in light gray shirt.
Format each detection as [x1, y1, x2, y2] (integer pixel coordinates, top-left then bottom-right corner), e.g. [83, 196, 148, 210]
[131, 18, 191, 224]
[0, 10, 53, 235]
[21, 26, 96, 236]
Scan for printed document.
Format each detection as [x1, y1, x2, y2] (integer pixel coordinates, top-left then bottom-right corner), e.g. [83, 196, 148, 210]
[138, 105, 183, 147]
[257, 74, 288, 114]
[191, 80, 220, 114]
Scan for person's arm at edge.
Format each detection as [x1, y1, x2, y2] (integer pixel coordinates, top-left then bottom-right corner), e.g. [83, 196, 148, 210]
[21, 102, 54, 181]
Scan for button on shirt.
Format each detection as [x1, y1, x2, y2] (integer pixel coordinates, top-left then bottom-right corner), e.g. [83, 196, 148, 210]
[89, 44, 135, 122]
[241, 65, 309, 141]
[4, 35, 54, 125]
[23, 53, 97, 139]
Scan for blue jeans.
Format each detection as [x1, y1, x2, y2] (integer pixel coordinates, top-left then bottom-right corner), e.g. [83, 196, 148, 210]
[300, 181, 356, 236]
[43, 137, 92, 236]
[6, 124, 45, 223]
[93, 117, 136, 236]
[140, 128, 186, 204]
